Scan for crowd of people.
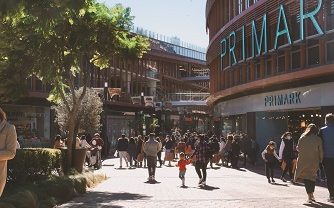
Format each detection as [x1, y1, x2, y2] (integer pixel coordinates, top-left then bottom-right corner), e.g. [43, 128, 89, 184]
[112, 113, 334, 204]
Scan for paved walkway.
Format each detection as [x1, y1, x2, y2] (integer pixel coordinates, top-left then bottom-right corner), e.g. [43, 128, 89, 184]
[58, 157, 334, 208]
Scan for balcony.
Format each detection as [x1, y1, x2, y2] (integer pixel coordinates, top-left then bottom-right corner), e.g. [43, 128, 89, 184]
[167, 92, 209, 106]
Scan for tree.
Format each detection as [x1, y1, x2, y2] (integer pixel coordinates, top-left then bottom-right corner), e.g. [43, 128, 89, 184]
[0, 0, 150, 170]
[53, 87, 103, 136]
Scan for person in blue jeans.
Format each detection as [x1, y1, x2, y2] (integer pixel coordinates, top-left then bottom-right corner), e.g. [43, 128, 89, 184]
[319, 113, 334, 203]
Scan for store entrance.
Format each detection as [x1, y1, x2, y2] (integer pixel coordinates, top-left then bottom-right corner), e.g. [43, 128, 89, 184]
[287, 108, 323, 137]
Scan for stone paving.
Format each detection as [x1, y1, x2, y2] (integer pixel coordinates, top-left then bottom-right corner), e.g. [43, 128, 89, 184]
[57, 157, 334, 208]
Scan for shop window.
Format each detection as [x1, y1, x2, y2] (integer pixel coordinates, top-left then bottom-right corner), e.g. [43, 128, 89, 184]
[246, 62, 251, 81]
[277, 53, 285, 73]
[266, 59, 272, 76]
[291, 46, 301, 70]
[307, 45, 320, 66]
[327, 40, 334, 63]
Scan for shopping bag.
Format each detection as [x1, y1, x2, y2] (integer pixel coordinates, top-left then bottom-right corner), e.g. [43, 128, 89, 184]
[281, 160, 286, 170]
[137, 153, 144, 162]
[211, 154, 220, 163]
[164, 152, 174, 161]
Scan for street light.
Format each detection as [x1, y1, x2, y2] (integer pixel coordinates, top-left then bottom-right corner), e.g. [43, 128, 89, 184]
[104, 81, 108, 101]
[140, 92, 144, 106]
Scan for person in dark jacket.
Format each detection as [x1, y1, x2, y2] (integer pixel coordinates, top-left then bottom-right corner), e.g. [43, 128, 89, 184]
[319, 113, 334, 203]
[279, 131, 294, 182]
[231, 135, 241, 169]
[116, 134, 129, 168]
[262, 141, 280, 183]
[128, 137, 137, 167]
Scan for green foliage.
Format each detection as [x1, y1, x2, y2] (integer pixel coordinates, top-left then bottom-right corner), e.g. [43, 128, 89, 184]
[8, 148, 62, 182]
[0, 0, 150, 102]
[0, 172, 107, 208]
[53, 87, 103, 135]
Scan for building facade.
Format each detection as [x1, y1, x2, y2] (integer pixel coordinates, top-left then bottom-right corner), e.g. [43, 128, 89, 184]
[206, 0, 334, 149]
[89, 28, 210, 148]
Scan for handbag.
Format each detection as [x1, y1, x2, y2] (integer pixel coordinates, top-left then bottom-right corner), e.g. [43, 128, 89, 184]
[137, 153, 144, 162]
[164, 152, 174, 161]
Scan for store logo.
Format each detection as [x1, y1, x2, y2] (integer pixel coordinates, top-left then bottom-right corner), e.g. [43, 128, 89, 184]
[220, 0, 324, 70]
[265, 92, 301, 107]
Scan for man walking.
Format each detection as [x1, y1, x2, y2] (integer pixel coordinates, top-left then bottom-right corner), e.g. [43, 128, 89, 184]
[319, 113, 334, 203]
[116, 134, 129, 168]
[143, 133, 161, 182]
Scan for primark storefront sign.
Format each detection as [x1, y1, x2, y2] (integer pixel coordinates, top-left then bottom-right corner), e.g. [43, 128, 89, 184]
[220, 0, 324, 70]
[265, 92, 301, 107]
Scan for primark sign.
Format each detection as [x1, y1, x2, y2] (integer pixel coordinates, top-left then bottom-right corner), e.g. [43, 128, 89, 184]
[265, 92, 301, 107]
[220, 0, 324, 70]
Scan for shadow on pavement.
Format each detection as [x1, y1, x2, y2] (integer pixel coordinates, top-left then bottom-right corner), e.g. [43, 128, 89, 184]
[271, 182, 289, 187]
[144, 180, 161, 184]
[60, 191, 151, 208]
[198, 185, 220, 191]
[304, 201, 334, 208]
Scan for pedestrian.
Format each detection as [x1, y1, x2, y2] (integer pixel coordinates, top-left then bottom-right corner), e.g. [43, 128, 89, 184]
[176, 152, 191, 187]
[191, 134, 209, 186]
[143, 133, 161, 182]
[223, 135, 233, 167]
[231, 135, 241, 169]
[156, 137, 163, 167]
[128, 137, 137, 167]
[164, 135, 173, 166]
[116, 134, 129, 168]
[294, 124, 323, 203]
[261, 141, 280, 183]
[53, 134, 65, 149]
[319, 113, 334, 203]
[0, 107, 17, 196]
[136, 135, 144, 168]
[249, 137, 259, 165]
[279, 131, 295, 182]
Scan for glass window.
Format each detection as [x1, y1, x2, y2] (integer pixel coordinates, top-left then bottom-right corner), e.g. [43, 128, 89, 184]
[277, 54, 285, 73]
[291, 50, 301, 70]
[327, 41, 334, 63]
[327, 0, 334, 31]
[307, 46, 320, 66]
[255, 60, 261, 79]
[266, 59, 272, 76]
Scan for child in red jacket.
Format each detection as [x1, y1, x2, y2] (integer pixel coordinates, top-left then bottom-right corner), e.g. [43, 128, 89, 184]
[176, 152, 191, 187]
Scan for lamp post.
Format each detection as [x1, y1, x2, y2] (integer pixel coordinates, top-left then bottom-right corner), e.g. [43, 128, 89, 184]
[104, 81, 108, 101]
[102, 81, 108, 157]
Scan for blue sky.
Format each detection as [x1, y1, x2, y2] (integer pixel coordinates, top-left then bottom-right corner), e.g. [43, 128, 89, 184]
[100, 0, 208, 49]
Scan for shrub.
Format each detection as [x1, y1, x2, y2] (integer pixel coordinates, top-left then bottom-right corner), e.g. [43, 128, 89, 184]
[8, 148, 62, 182]
[0, 172, 107, 208]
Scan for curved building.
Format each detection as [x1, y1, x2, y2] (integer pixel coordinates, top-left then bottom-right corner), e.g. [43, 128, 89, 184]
[206, 0, 334, 147]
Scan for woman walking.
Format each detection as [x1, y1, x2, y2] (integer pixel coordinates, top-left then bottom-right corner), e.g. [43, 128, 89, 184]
[191, 134, 209, 186]
[294, 124, 323, 203]
[279, 131, 295, 182]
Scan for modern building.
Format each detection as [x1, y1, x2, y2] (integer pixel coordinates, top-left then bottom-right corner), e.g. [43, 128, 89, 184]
[2, 77, 52, 147]
[206, 0, 334, 148]
[90, 27, 210, 148]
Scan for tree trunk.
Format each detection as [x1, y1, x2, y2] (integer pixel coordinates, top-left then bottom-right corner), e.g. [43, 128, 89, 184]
[66, 111, 76, 173]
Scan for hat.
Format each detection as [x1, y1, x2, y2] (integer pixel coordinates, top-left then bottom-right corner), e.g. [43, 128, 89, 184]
[94, 133, 100, 137]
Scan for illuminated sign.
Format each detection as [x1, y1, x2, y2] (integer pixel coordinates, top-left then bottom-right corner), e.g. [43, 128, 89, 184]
[220, 0, 324, 70]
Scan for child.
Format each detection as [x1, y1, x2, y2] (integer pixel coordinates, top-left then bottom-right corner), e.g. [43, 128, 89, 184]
[261, 141, 280, 183]
[176, 152, 191, 187]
